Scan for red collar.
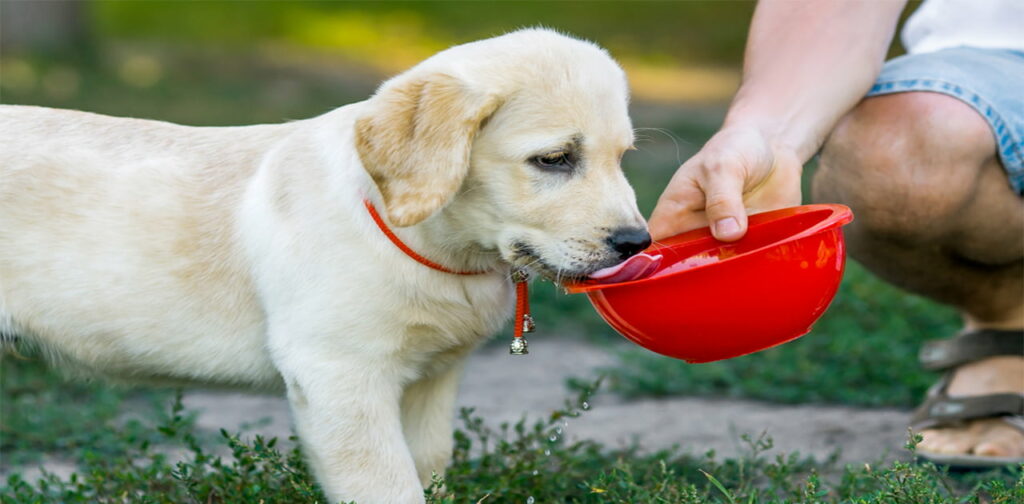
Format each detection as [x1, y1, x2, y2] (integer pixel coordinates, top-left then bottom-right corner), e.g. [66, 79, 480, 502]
[363, 199, 534, 354]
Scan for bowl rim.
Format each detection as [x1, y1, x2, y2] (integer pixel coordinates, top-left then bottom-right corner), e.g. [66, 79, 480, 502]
[565, 203, 853, 294]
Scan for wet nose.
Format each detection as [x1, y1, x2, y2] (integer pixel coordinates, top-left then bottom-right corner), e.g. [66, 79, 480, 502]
[606, 227, 652, 260]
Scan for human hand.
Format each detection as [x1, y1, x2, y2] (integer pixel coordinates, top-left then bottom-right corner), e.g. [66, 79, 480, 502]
[648, 125, 803, 242]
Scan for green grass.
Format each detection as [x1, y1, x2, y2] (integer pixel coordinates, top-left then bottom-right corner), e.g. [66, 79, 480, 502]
[2, 379, 1019, 503]
[0, 355, 172, 469]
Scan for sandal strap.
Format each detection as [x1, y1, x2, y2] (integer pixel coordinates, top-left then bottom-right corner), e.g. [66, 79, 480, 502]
[919, 329, 1024, 371]
[1004, 415, 1024, 434]
[911, 392, 1024, 431]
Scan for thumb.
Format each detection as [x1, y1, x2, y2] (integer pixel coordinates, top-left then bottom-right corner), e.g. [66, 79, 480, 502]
[648, 165, 707, 241]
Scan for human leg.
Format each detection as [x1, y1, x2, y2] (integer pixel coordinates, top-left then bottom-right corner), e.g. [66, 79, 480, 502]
[813, 90, 1023, 460]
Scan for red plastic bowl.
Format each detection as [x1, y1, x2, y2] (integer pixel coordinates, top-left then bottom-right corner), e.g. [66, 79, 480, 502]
[566, 204, 854, 363]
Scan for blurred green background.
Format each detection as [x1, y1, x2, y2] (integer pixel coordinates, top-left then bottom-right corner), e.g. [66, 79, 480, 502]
[1, 0, 951, 419]
[2, 0, 761, 123]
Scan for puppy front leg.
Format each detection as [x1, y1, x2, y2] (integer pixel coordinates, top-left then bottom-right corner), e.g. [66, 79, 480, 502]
[400, 360, 466, 487]
[276, 351, 424, 504]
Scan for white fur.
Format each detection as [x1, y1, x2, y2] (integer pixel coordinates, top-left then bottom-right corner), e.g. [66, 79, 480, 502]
[0, 29, 642, 503]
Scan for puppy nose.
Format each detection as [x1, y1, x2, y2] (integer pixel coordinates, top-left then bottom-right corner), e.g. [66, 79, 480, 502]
[606, 227, 652, 260]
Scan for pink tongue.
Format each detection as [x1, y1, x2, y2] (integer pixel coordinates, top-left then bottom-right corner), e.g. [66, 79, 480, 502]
[589, 253, 663, 283]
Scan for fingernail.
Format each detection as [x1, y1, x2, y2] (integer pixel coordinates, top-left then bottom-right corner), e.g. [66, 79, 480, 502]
[714, 217, 739, 237]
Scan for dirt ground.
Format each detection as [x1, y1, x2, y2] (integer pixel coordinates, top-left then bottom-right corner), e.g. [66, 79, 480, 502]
[6, 335, 913, 485]
[181, 336, 912, 467]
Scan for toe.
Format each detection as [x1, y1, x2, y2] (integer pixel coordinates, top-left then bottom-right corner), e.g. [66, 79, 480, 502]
[919, 426, 978, 455]
[972, 420, 1024, 458]
[918, 428, 952, 453]
[974, 440, 1013, 457]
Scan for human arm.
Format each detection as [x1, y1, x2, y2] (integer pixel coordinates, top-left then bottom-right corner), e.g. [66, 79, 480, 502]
[648, 0, 907, 241]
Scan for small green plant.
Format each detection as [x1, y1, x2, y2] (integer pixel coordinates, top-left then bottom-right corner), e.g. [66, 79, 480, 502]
[4, 380, 1019, 503]
[2, 390, 334, 504]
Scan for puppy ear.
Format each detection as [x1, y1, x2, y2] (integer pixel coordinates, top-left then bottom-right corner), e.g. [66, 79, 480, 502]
[355, 73, 502, 227]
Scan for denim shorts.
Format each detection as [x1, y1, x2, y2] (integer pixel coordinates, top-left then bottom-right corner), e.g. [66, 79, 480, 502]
[866, 47, 1024, 195]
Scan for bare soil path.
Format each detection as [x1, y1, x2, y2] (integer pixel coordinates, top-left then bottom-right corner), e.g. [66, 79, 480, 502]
[182, 336, 911, 466]
[5, 335, 912, 485]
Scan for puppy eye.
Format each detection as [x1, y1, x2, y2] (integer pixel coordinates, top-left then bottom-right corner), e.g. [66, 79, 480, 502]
[530, 151, 575, 172]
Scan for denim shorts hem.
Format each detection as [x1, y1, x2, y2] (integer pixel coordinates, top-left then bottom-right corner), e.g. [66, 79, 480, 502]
[865, 47, 1024, 195]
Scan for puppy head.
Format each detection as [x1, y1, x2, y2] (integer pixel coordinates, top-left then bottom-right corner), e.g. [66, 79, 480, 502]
[356, 29, 647, 281]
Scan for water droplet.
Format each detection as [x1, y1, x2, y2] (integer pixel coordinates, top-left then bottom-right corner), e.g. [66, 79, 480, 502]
[532, 470, 539, 476]
[527, 497, 535, 504]
[555, 427, 563, 435]
[549, 434, 558, 442]
[581, 401, 590, 410]
[544, 449, 550, 456]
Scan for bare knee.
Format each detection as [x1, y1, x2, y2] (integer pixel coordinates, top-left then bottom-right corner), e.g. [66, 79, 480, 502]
[812, 92, 997, 242]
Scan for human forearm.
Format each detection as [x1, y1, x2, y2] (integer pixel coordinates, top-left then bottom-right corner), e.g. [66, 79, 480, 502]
[725, 0, 907, 161]
[649, 0, 910, 241]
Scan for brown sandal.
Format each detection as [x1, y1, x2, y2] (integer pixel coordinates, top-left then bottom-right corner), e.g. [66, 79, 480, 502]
[910, 329, 1024, 468]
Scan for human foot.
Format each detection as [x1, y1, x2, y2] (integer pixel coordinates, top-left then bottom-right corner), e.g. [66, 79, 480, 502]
[917, 355, 1024, 459]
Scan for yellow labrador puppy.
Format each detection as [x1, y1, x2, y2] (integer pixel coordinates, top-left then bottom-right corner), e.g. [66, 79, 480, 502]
[0, 29, 647, 503]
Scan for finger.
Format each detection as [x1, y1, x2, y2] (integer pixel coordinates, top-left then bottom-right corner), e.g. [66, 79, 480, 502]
[649, 195, 708, 241]
[648, 169, 707, 241]
[698, 161, 748, 241]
